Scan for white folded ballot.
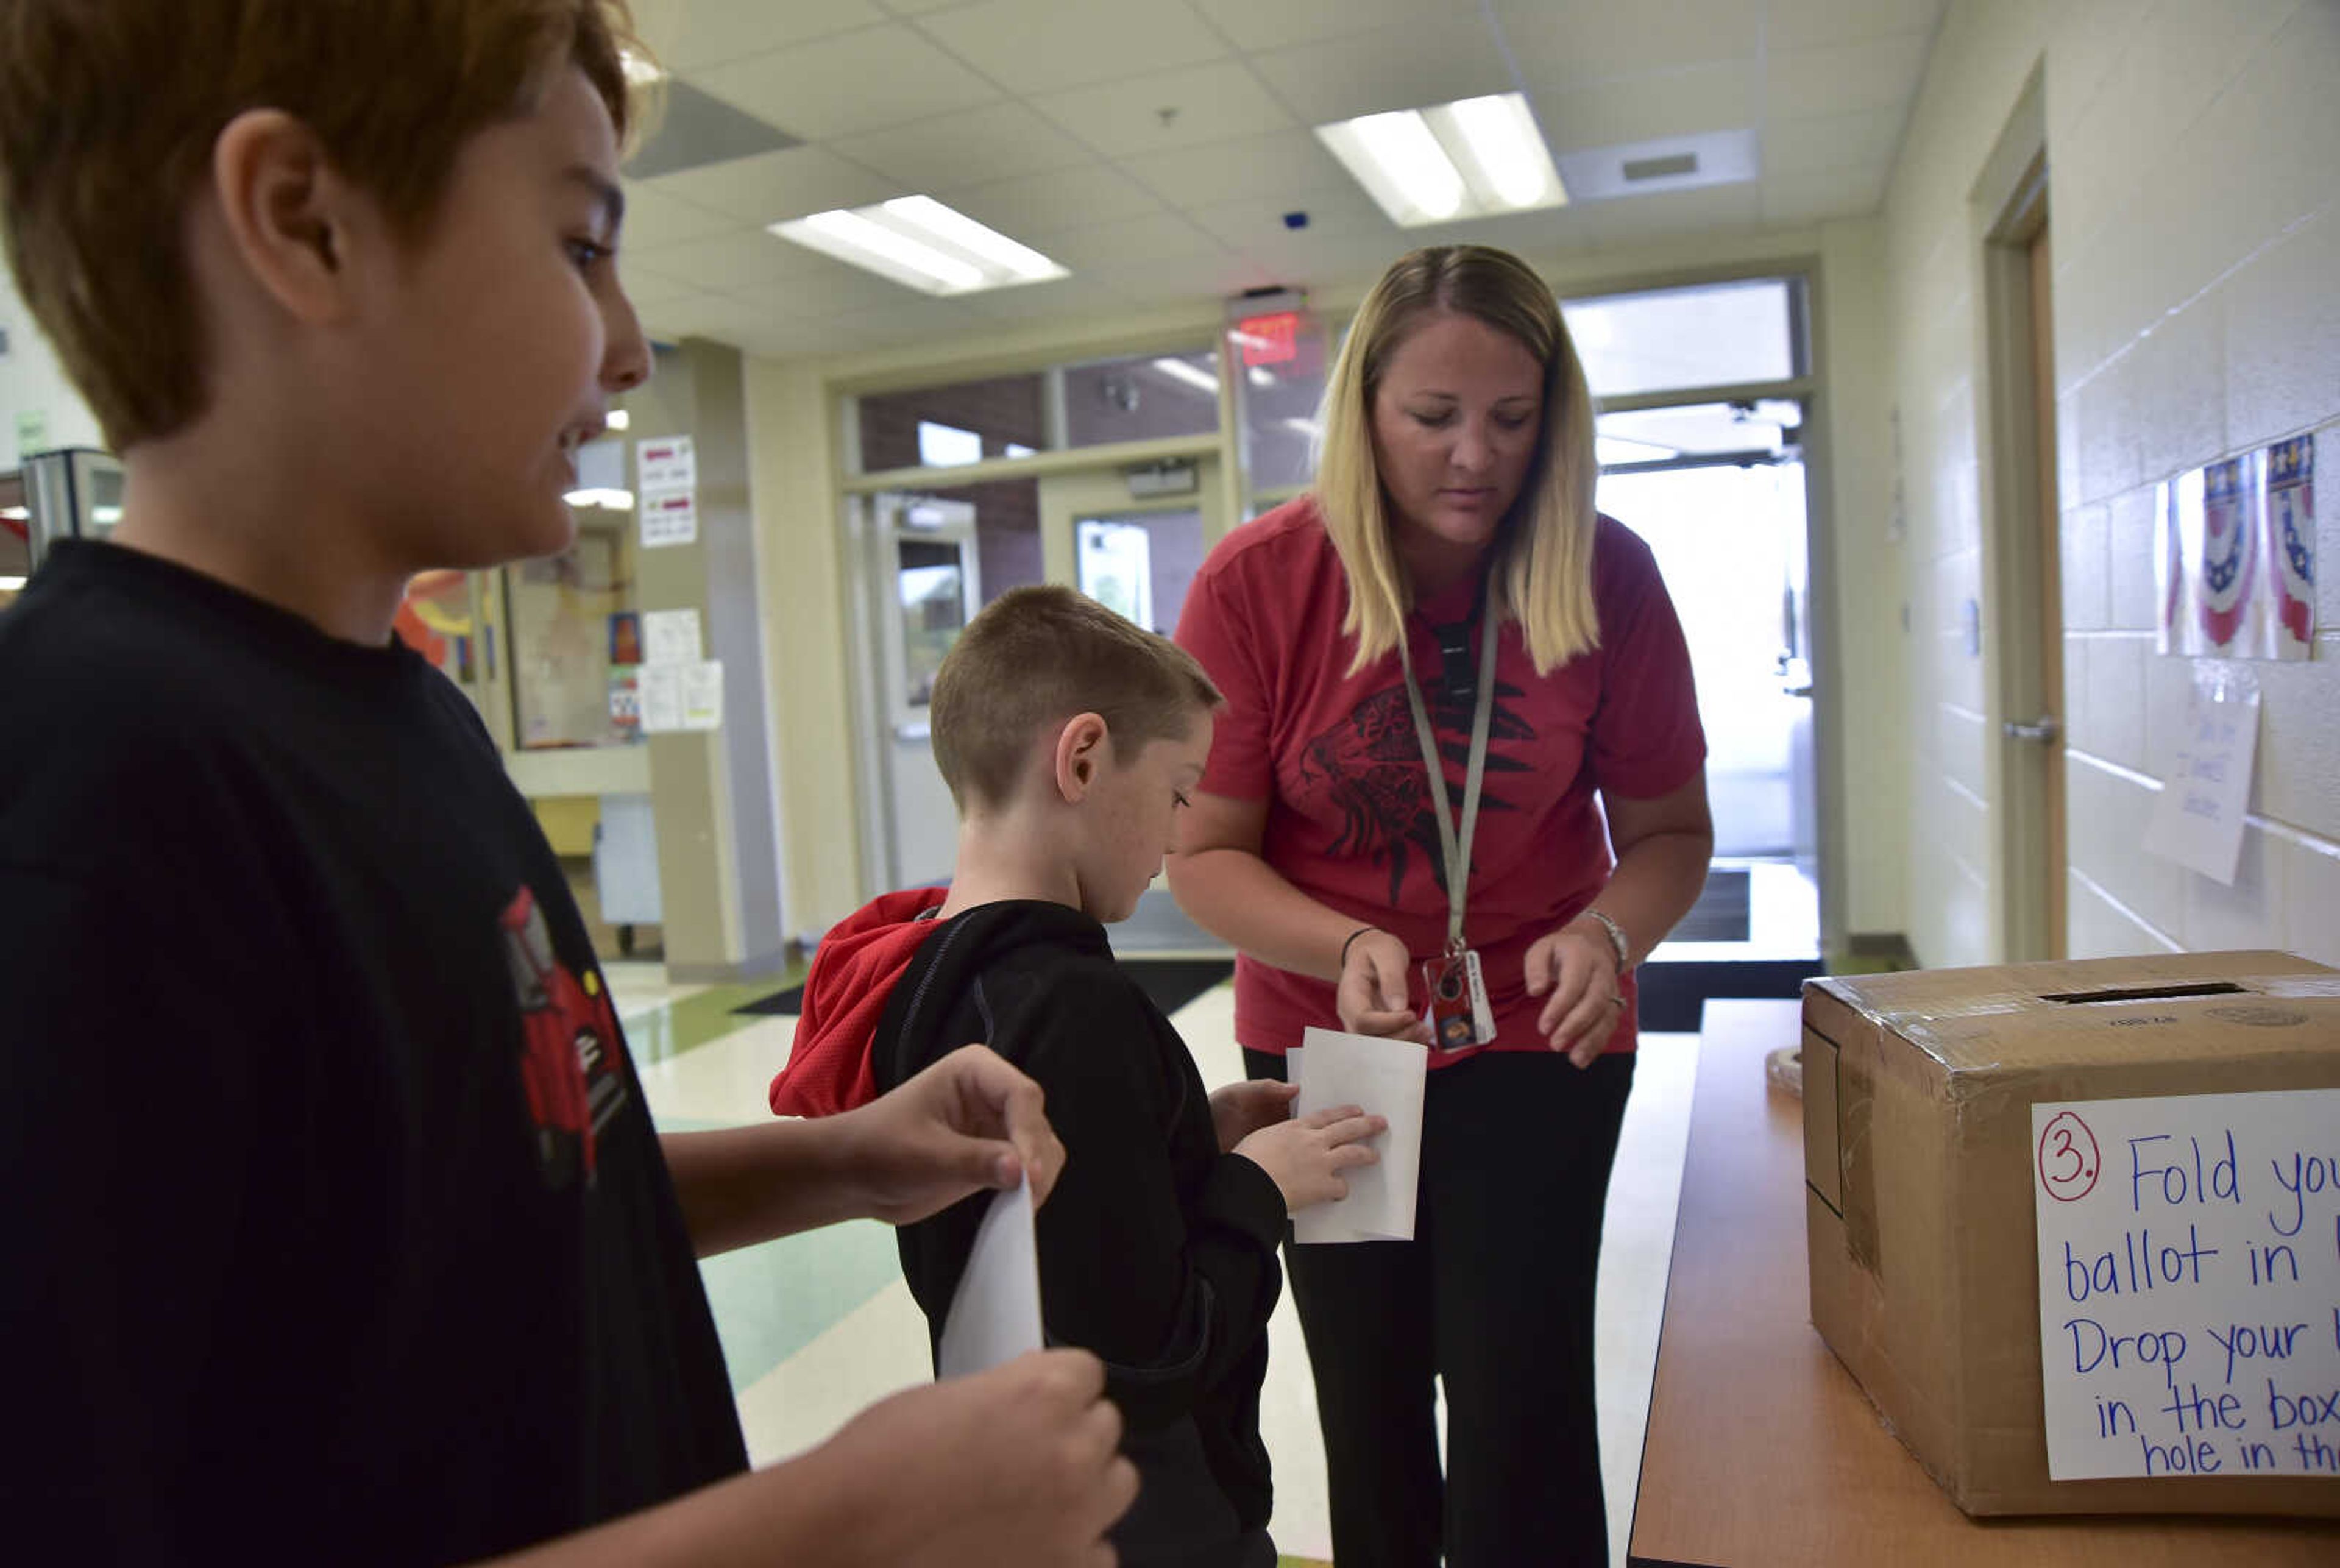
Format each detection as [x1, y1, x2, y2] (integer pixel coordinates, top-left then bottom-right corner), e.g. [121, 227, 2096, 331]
[1287, 1027, 1428, 1245]
[936, 1175, 1044, 1378]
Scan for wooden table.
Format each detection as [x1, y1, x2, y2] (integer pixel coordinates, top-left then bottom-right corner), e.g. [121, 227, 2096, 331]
[1625, 999, 2340, 1567]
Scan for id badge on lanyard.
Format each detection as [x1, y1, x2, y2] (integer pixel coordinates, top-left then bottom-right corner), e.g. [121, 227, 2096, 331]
[1398, 601, 1502, 1051]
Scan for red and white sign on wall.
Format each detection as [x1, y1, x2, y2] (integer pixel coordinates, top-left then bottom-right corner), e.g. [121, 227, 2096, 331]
[2154, 431, 2318, 661]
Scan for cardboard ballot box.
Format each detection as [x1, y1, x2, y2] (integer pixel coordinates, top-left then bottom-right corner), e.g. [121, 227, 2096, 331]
[1801, 951, 2340, 1517]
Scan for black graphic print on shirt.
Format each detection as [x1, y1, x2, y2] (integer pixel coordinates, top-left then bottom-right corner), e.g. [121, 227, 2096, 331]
[500, 885, 629, 1189]
[1295, 659, 1536, 906]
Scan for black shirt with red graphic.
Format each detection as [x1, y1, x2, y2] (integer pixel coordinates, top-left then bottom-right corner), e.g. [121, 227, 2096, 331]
[0, 542, 745, 1564]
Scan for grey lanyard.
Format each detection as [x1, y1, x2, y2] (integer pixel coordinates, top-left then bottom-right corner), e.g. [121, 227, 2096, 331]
[1395, 605, 1501, 956]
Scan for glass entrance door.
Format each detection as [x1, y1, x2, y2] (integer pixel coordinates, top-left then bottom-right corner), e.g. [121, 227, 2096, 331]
[1595, 399, 1818, 959]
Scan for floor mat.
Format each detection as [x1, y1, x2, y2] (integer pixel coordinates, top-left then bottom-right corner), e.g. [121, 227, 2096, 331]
[1670, 867, 1753, 943]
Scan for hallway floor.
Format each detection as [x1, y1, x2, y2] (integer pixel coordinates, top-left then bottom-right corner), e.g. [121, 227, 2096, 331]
[608, 963, 1698, 1565]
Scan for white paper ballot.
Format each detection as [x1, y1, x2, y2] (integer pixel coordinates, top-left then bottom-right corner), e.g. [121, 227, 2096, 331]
[1290, 1027, 1427, 1245]
[936, 1177, 1043, 1380]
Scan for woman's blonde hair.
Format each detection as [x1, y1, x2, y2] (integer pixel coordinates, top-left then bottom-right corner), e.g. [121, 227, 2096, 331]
[1313, 244, 1600, 676]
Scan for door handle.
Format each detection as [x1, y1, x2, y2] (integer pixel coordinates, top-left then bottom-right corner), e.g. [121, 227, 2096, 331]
[2004, 715, 2061, 743]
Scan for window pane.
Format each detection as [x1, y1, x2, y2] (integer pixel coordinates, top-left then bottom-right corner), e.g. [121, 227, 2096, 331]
[1062, 350, 1220, 447]
[859, 374, 1044, 472]
[1595, 399, 1803, 466]
[1562, 278, 1799, 398]
[1076, 508, 1204, 636]
[896, 537, 967, 709]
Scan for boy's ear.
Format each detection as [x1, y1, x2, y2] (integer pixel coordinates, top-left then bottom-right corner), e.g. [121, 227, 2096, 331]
[207, 108, 372, 327]
[1051, 712, 1111, 803]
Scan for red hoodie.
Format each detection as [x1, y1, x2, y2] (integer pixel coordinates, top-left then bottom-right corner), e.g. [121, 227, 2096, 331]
[767, 886, 949, 1117]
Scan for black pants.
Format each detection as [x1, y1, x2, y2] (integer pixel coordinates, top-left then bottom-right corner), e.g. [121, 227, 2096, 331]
[1245, 1046, 1635, 1568]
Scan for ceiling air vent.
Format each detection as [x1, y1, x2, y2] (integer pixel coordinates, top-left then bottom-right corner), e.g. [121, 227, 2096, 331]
[1556, 129, 1758, 202]
[1622, 152, 1700, 182]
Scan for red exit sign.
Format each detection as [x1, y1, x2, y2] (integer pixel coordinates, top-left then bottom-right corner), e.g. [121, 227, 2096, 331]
[1233, 311, 1301, 367]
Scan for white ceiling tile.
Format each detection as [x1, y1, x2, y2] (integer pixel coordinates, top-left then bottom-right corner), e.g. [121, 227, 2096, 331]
[1762, 106, 1908, 176]
[1185, 185, 1391, 249]
[694, 24, 1001, 140]
[1230, 224, 1420, 289]
[1188, 0, 1480, 54]
[819, 297, 1002, 348]
[915, 0, 1228, 95]
[1766, 0, 1945, 51]
[1117, 128, 1349, 207]
[628, 226, 811, 291]
[875, 0, 967, 15]
[644, 0, 888, 73]
[959, 274, 1133, 325]
[731, 254, 946, 318]
[617, 180, 736, 249]
[645, 146, 902, 224]
[1764, 34, 1932, 122]
[1404, 204, 1598, 261]
[617, 257, 699, 308]
[639, 289, 758, 342]
[1581, 183, 1762, 249]
[1247, 21, 1513, 126]
[1034, 60, 1296, 158]
[1757, 165, 1891, 227]
[829, 102, 1097, 191]
[1495, 0, 1761, 90]
[1534, 62, 1762, 154]
[1037, 212, 1224, 269]
[945, 163, 1166, 234]
[725, 319, 869, 359]
[1089, 249, 1271, 307]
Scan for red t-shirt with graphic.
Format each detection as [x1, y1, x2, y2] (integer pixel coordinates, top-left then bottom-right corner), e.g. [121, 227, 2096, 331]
[1174, 496, 1705, 1063]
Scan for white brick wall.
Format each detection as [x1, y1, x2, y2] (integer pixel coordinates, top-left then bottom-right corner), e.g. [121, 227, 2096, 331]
[1883, 0, 2340, 968]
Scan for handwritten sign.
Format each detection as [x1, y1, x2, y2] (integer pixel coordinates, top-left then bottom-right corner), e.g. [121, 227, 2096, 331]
[640, 607, 701, 667]
[2032, 1088, 2340, 1481]
[2142, 680, 2259, 884]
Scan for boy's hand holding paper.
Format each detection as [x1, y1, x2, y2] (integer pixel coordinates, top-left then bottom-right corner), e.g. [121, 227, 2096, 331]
[1286, 1027, 1428, 1244]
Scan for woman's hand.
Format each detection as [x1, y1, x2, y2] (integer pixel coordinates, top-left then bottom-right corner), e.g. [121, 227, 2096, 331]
[1335, 928, 1434, 1045]
[1523, 923, 1626, 1068]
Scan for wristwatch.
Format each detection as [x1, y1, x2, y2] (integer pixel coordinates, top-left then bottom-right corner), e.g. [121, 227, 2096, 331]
[1574, 908, 1633, 974]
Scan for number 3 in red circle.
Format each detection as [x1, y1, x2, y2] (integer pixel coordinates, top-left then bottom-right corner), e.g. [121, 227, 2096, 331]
[2037, 1110, 2100, 1202]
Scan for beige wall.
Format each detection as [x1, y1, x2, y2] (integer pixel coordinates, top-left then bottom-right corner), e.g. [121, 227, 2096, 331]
[745, 222, 1907, 947]
[1881, 0, 2340, 968]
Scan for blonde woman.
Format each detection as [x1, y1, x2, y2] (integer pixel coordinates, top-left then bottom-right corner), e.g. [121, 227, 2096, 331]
[1169, 245, 1714, 1567]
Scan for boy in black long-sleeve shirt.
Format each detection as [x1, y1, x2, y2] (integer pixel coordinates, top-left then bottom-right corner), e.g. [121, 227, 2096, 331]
[771, 585, 1384, 1568]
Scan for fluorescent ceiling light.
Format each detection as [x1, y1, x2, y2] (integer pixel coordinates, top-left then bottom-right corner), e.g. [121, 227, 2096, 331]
[883, 196, 1059, 282]
[604, 410, 631, 432]
[0, 506, 27, 520]
[1317, 91, 1567, 228]
[620, 49, 665, 87]
[0, 576, 25, 591]
[773, 197, 1067, 297]
[1448, 95, 1548, 208]
[1149, 357, 1220, 396]
[566, 488, 635, 509]
[1352, 111, 1464, 221]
